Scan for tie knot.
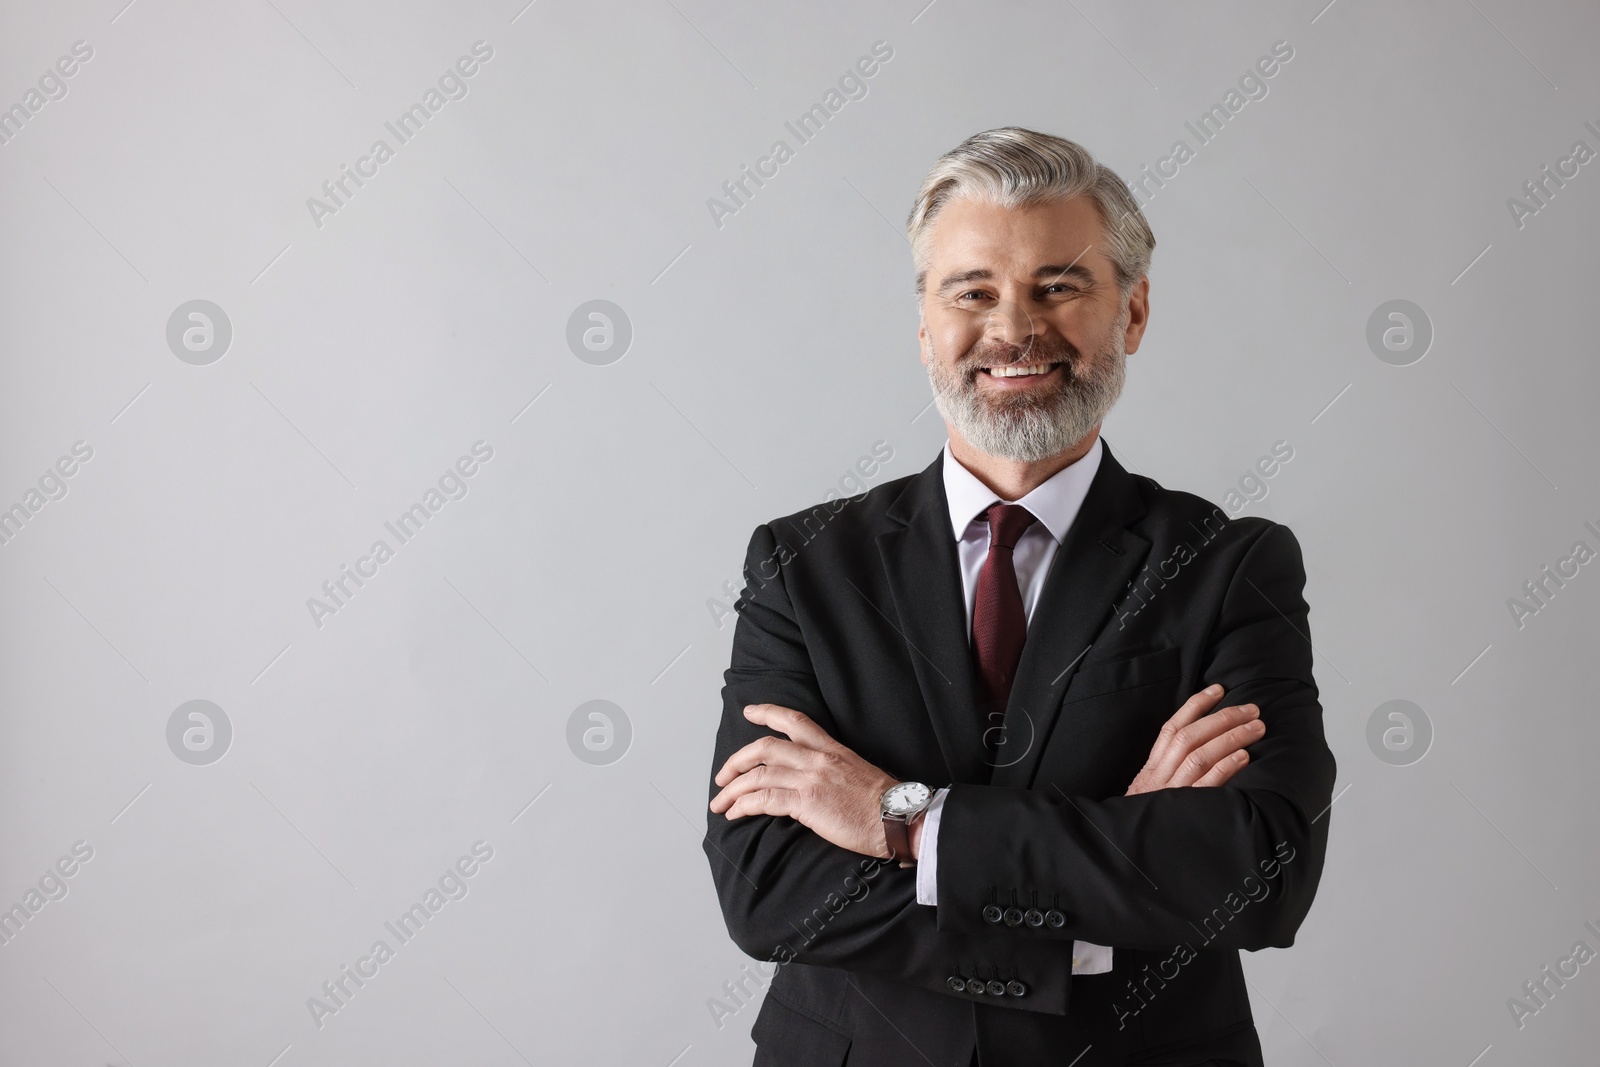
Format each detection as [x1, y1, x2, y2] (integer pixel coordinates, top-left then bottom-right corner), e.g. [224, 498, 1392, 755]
[984, 502, 1036, 551]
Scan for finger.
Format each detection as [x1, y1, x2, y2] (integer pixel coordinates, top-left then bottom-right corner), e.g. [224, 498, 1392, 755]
[1149, 703, 1258, 785]
[1169, 715, 1264, 787]
[743, 704, 836, 750]
[709, 764, 809, 813]
[1165, 684, 1227, 733]
[724, 786, 800, 821]
[1168, 716, 1266, 788]
[1190, 748, 1250, 788]
[1144, 685, 1227, 766]
[1131, 685, 1222, 783]
[713, 734, 806, 786]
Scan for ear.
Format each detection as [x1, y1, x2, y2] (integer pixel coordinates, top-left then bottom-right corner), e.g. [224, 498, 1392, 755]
[1121, 276, 1151, 355]
[917, 318, 930, 367]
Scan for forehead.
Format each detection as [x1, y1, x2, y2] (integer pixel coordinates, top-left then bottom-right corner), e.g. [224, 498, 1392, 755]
[925, 194, 1111, 274]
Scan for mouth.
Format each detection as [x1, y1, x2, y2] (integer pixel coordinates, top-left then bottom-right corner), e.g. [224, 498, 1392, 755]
[977, 361, 1065, 382]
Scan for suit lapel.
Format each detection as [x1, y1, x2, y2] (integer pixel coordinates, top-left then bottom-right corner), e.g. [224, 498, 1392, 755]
[988, 441, 1151, 788]
[875, 452, 989, 785]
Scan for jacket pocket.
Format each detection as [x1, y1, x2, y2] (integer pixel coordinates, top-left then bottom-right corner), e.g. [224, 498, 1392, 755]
[1062, 646, 1182, 704]
[752, 992, 853, 1067]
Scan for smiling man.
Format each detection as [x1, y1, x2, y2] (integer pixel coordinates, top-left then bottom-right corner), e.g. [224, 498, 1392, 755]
[704, 128, 1335, 1067]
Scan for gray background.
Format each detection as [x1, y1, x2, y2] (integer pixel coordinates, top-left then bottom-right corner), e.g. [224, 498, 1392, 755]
[1, 0, 1596, 1064]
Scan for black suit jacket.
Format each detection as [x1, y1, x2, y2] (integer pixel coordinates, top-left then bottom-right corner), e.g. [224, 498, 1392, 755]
[703, 441, 1336, 1067]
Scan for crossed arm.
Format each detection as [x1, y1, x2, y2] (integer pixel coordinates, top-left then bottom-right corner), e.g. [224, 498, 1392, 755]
[701, 521, 1335, 1010]
[710, 687, 1267, 864]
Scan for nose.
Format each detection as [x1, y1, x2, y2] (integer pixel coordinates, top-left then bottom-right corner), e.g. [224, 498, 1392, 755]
[983, 298, 1042, 357]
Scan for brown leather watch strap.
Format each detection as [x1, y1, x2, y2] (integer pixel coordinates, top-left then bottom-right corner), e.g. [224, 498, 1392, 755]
[883, 812, 912, 863]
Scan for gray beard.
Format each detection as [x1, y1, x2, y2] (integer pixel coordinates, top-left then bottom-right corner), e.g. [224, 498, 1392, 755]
[926, 311, 1128, 463]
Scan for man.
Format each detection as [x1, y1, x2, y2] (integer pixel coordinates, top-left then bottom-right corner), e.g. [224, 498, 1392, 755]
[703, 127, 1335, 1067]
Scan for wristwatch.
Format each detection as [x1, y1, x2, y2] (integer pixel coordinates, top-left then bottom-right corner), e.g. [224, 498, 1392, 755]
[880, 781, 933, 863]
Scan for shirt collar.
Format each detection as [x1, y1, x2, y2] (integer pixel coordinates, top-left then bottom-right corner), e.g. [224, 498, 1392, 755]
[941, 436, 1104, 544]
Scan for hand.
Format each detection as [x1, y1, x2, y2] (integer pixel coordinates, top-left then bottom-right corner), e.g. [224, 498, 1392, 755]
[710, 704, 900, 860]
[1124, 684, 1263, 796]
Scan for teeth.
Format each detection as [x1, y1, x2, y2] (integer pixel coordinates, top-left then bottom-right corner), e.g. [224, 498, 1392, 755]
[986, 363, 1054, 378]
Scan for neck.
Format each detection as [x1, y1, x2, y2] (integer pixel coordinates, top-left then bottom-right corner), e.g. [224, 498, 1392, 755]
[946, 425, 1101, 501]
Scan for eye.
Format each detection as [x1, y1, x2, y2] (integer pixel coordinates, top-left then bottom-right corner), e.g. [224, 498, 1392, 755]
[955, 290, 992, 303]
[1042, 283, 1080, 296]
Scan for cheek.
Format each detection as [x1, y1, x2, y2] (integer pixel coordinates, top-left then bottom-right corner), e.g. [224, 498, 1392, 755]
[1065, 313, 1122, 361]
[1052, 306, 1103, 342]
[929, 318, 979, 360]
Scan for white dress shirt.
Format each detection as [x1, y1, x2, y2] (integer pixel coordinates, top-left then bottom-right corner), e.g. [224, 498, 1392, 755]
[913, 437, 1114, 975]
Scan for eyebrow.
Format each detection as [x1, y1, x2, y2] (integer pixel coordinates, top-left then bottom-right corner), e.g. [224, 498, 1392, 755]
[935, 263, 1097, 295]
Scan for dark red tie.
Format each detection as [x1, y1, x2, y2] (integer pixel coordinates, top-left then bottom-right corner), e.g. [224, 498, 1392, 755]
[972, 503, 1037, 747]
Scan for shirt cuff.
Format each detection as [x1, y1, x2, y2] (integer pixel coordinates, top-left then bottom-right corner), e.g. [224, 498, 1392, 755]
[1071, 942, 1113, 974]
[914, 788, 948, 905]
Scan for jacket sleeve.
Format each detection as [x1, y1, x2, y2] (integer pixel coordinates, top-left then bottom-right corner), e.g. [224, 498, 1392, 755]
[702, 523, 1087, 1015]
[934, 522, 1337, 951]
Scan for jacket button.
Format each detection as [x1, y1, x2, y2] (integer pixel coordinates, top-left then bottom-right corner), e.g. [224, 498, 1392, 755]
[982, 905, 1004, 924]
[1002, 907, 1024, 926]
[1006, 980, 1027, 997]
[947, 976, 967, 992]
[1044, 909, 1066, 928]
[969, 979, 986, 995]
[1024, 908, 1045, 927]
[985, 979, 1006, 996]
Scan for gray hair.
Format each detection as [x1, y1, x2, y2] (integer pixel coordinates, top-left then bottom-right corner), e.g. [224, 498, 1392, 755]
[906, 126, 1155, 298]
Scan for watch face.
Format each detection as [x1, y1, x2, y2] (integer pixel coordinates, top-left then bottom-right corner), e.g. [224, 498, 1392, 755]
[884, 781, 931, 815]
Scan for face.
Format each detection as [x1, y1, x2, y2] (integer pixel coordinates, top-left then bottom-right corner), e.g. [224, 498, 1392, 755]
[917, 195, 1149, 463]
